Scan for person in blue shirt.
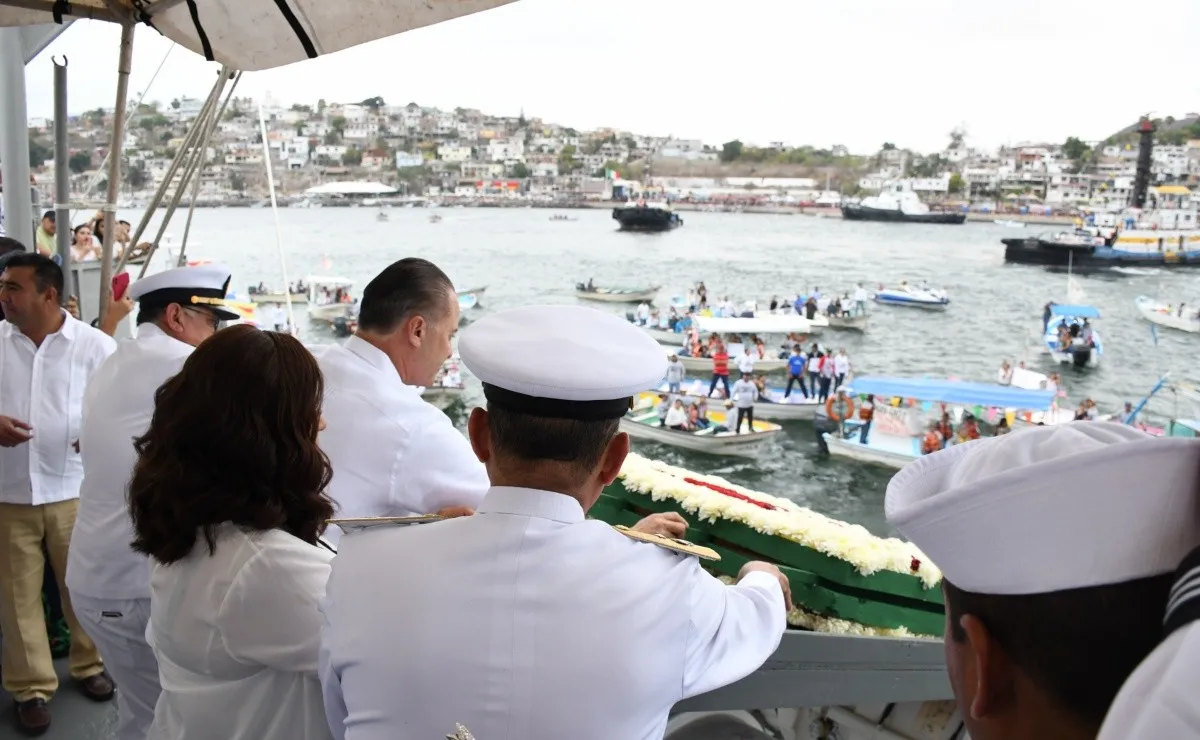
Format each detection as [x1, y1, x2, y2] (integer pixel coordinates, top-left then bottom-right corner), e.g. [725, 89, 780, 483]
[783, 345, 807, 399]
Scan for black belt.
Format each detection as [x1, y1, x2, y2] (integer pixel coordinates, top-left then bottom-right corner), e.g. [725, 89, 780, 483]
[1163, 545, 1200, 638]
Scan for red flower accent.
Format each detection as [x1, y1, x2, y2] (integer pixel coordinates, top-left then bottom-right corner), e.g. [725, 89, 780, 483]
[682, 477, 777, 511]
[910, 556, 921, 572]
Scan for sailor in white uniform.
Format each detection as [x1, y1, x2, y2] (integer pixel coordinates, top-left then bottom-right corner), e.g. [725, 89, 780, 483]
[317, 258, 487, 547]
[318, 304, 791, 740]
[66, 264, 239, 740]
[885, 423, 1200, 740]
[1098, 546, 1200, 738]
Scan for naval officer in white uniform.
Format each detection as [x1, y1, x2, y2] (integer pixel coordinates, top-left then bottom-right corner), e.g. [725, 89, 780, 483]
[886, 423, 1200, 740]
[318, 258, 486, 546]
[66, 264, 238, 740]
[319, 304, 791, 740]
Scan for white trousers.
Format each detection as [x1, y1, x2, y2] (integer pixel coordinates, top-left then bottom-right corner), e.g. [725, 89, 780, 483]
[72, 595, 160, 740]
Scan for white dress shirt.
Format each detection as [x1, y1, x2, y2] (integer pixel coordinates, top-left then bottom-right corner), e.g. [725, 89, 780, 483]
[67, 323, 193, 600]
[318, 336, 488, 546]
[833, 354, 850, 376]
[735, 354, 755, 374]
[147, 524, 334, 740]
[319, 486, 786, 740]
[1098, 623, 1200, 738]
[0, 314, 116, 505]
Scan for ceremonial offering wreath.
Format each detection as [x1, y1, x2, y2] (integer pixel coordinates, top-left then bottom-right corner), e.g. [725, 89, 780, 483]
[590, 454, 945, 637]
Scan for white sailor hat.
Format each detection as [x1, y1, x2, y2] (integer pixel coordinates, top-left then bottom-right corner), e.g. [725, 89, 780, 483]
[128, 264, 240, 321]
[885, 423, 1200, 595]
[459, 304, 666, 420]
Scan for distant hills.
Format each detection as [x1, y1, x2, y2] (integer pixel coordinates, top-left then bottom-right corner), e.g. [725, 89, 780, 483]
[1105, 114, 1200, 146]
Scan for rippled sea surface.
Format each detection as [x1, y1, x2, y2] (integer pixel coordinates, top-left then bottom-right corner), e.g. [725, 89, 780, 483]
[131, 205, 1199, 535]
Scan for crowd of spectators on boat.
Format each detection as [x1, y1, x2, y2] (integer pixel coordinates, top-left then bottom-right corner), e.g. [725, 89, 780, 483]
[31, 209, 154, 265]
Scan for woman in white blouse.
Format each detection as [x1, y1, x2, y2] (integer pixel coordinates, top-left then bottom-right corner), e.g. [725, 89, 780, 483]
[127, 324, 336, 740]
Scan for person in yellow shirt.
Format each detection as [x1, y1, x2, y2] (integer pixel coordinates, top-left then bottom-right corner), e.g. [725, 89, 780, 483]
[35, 211, 56, 257]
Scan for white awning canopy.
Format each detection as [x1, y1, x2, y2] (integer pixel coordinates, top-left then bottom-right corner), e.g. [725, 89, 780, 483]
[0, 0, 518, 71]
[304, 181, 397, 196]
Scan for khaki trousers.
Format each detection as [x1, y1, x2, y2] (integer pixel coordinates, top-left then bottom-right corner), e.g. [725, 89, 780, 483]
[0, 499, 105, 701]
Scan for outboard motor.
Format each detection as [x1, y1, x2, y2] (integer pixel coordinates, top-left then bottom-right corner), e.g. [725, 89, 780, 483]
[332, 317, 351, 338]
[812, 411, 840, 454]
[1072, 345, 1092, 368]
[575, 282, 586, 292]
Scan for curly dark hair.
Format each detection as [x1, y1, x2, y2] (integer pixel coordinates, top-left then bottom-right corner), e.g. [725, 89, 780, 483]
[129, 324, 334, 564]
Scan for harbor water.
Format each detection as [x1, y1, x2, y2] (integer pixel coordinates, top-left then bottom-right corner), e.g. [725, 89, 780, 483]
[136, 206, 1198, 535]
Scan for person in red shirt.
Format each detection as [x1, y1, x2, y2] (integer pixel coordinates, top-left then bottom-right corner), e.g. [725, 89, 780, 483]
[708, 342, 731, 398]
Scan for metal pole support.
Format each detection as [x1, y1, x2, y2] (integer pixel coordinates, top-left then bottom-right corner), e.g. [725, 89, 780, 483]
[97, 23, 134, 328]
[53, 56, 74, 302]
[0, 27, 36, 246]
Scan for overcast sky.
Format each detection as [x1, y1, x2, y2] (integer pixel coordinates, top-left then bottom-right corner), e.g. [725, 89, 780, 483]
[21, 0, 1200, 154]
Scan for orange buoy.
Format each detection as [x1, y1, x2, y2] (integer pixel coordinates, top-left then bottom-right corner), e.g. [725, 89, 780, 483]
[825, 395, 855, 421]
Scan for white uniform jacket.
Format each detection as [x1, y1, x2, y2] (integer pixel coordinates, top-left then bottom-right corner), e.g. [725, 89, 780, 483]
[317, 336, 488, 547]
[67, 323, 193, 599]
[319, 485, 786, 740]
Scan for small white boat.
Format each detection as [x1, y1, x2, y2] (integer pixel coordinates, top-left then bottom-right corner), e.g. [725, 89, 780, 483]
[1135, 296, 1199, 334]
[654, 379, 825, 421]
[827, 313, 868, 331]
[673, 350, 789, 374]
[694, 313, 824, 335]
[248, 290, 308, 305]
[994, 219, 1025, 228]
[621, 392, 782, 457]
[638, 324, 688, 345]
[1043, 303, 1102, 368]
[306, 275, 356, 323]
[376, 211, 389, 222]
[872, 285, 950, 310]
[575, 284, 661, 303]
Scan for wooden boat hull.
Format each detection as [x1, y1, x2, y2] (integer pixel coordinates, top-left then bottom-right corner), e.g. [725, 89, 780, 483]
[309, 303, 353, 323]
[827, 314, 868, 331]
[823, 433, 913, 470]
[642, 326, 687, 344]
[1136, 296, 1199, 333]
[620, 418, 779, 457]
[653, 382, 825, 421]
[677, 354, 789, 374]
[577, 287, 660, 303]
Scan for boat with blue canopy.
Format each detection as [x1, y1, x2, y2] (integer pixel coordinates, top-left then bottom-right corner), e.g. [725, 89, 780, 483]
[821, 376, 1057, 470]
[1043, 303, 1102, 368]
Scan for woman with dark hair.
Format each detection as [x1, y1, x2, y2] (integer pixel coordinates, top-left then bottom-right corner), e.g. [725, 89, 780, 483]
[129, 325, 335, 740]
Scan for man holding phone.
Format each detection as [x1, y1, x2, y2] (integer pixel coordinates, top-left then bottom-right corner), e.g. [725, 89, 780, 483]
[66, 263, 239, 740]
[0, 253, 118, 734]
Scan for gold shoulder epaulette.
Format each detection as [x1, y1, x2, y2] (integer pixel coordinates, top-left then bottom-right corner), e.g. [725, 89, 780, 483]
[327, 515, 443, 533]
[614, 525, 721, 561]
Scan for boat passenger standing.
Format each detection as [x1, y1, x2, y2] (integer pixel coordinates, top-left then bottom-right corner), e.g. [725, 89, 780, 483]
[853, 283, 868, 316]
[818, 352, 836, 402]
[318, 305, 790, 740]
[735, 351, 755, 376]
[708, 341, 731, 398]
[317, 259, 485, 547]
[887, 425, 1200, 740]
[66, 265, 239, 740]
[731, 373, 758, 434]
[665, 354, 685, 394]
[807, 345, 822, 395]
[998, 360, 1013, 386]
[635, 301, 650, 326]
[0, 254, 117, 734]
[769, 295, 778, 311]
[858, 395, 875, 445]
[833, 348, 850, 390]
[784, 346, 807, 399]
[129, 326, 336, 740]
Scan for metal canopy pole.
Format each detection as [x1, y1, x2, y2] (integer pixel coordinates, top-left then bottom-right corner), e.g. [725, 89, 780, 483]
[0, 27, 35, 245]
[53, 57, 73, 301]
[97, 22, 134, 328]
[176, 71, 241, 267]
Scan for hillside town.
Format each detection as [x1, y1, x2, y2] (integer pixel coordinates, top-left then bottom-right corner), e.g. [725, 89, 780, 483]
[24, 95, 1200, 212]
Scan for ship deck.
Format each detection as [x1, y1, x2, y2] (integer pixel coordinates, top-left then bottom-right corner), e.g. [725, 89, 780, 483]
[9, 631, 950, 739]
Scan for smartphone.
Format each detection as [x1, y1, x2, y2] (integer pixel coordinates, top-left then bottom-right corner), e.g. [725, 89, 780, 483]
[112, 272, 131, 301]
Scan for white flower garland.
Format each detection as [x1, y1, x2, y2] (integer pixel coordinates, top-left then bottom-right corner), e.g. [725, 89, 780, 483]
[620, 453, 942, 588]
[716, 576, 936, 638]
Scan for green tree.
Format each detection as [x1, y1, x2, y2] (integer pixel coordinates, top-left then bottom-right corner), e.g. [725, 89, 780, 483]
[343, 147, 363, 167]
[1063, 136, 1090, 162]
[511, 162, 531, 178]
[28, 137, 51, 168]
[68, 151, 92, 174]
[719, 140, 743, 163]
[557, 144, 579, 173]
[330, 116, 347, 136]
[125, 163, 148, 189]
[317, 99, 327, 114]
[323, 131, 340, 146]
[947, 172, 965, 194]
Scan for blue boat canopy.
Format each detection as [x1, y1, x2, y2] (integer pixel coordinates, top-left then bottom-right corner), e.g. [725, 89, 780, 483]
[845, 377, 1056, 410]
[1049, 304, 1101, 319]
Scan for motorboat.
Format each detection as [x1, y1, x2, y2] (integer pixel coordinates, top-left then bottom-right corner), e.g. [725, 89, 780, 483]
[655, 378, 826, 421]
[247, 287, 308, 305]
[575, 283, 661, 303]
[306, 275, 356, 323]
[694, 313, 824, 335]
[841, 189, 966, 224]
[1043, 304, 1102, 368]
[612, 201, 683, 232]
[822, 377, 1057, 470]
[871, 284, 949, 310]
[1135, 296, 1199, 334]
[827, 313, 868, 331]
[672, 348, 789, 374]
[621, 392, 782, 457]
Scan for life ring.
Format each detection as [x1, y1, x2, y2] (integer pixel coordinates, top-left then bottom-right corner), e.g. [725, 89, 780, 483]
[825, 395, 855, 421]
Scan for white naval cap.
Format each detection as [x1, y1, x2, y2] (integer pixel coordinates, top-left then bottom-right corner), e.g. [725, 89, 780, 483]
[885, 423, 1200, 596]
[459, 304, 667, 420]
[128, 263, 240, 321]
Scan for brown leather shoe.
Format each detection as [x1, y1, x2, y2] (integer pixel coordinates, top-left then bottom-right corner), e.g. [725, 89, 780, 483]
[13, 698, 50, 736]
[77, 671, 115, 701]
